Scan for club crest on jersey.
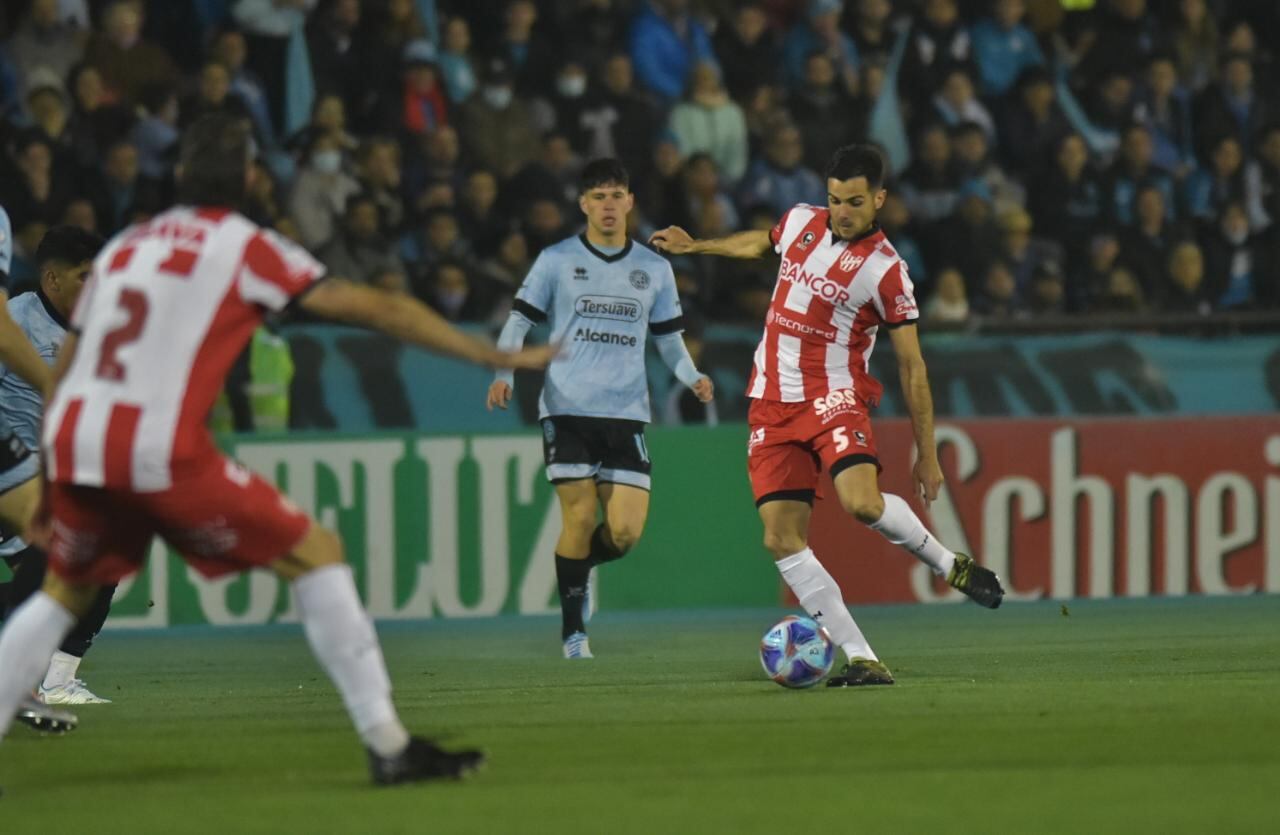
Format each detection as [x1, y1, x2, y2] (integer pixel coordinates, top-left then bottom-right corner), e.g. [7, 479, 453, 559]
[839, 251, 864, 272]
[798, 231, 817, 250]
[629, 270, 650, 290]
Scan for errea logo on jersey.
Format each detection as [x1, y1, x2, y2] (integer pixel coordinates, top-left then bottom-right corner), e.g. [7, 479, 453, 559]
[575, 295, 641, 322]
[780, 259, 851, 305]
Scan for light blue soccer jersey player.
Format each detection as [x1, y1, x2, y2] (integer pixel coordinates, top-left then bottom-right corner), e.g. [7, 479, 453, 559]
[0, 225, 116, 710]
[487, 159, 713, 659]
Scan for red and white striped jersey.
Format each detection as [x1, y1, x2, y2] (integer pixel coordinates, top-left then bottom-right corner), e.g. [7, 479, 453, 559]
[43, 207, 325, 492]
[748, 203, 919, 405]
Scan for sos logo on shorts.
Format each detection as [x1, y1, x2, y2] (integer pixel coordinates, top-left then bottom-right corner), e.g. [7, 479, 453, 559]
[812, 389, 860, 421]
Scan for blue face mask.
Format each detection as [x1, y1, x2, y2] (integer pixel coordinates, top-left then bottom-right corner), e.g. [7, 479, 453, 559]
[312, 149, 342, 174]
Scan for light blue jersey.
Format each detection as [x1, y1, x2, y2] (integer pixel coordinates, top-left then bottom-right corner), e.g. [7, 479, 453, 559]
[0, 206, 11, 283]
[502, 235, 686, 423]
[0, 291, 65, 550]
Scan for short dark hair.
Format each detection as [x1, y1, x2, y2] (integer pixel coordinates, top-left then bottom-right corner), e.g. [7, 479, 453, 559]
[825, 144, 886, 188]
[35, 225, 105, 270]
[579, 158, 630, 193]
[177, 113, 250, 207]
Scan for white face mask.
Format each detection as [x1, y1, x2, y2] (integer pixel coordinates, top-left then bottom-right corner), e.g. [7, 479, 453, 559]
[312, 149, 342, 174]
[483, 86, 513, 109]
[557, 76, 587, 98]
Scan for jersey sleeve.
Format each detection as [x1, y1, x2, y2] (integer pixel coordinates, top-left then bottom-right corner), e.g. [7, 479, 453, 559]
[512, 252, 554, 323]
[238, 228, 328, 311]
[648, 262, 684, 335]
[0, 207, 12, 290]
[769, 208, 793, 254]
[874, 260, 920, 328]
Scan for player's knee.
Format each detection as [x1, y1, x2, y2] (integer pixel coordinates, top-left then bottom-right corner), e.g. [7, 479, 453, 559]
[561, 505, 597, 539]
[842, 494, 885, 525]
[763, 530, 806, 559]
[605, 522, 642, 555]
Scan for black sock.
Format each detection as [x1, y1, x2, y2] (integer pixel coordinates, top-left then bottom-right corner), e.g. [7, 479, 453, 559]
[61, 584, 116, 657]
[587, 524, 627, 567]
[555, 555, 591, 639]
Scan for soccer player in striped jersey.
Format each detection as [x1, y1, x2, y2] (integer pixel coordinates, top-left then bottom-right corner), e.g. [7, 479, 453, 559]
[651, 144, 1004, 686]
[487, 159, 713, 659]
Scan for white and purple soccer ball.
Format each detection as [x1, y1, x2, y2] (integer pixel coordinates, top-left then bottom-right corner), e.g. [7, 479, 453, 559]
[759, 615, 835, 688]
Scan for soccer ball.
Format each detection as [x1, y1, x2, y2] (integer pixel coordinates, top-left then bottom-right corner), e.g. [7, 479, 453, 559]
[759, 615, 835, 688]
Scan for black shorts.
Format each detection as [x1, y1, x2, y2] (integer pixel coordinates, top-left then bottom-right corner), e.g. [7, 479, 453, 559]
[541, 415, 652, 491]
[0, 430, 36, 496]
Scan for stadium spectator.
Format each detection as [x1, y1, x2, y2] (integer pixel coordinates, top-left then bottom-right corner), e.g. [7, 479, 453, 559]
[576, 53, 658, 182]
[668, 62, 749, 184]
[458, 168, 508, 258]
[319, 192, 408, 292]
[878, 192, 927, 285]
[1073, 0, 1164, 89]
[459, 58, 539, 181]
[180, 61, 254, 135]
[1095, 265, 1146, 314]
[211, 29, 278, 150]
[932, 182, 999, 288]
[899, 0, 973, 107]
[737, 122, 823, 218]
[781, 0, 859, 94]
[1073, 231, 1123, 311]
[405, 124, 463, 204]
[996, 67, 1069, 177]
[355, 137, 405, 234]
[131, 83, 180, 180]
[60, 196, 98, 234]
[1026, 261, 1067, 316]
[437, 16, 478, 105]
[628, 0, 717, 103]
[423, 258, 493, 323]
[1119, 183, 1177, 297]
[65, 62, 134, 167]
[521, 197, 572, 255]
[1170, 0, 1217, 91]
[402, 207, 469, 282]
[844, 0, 895, 69]
[83, 0, 178, 106]
[922, 266, 970, 324]
[932, 67, 995, 140]
[87, 138, 163, 234]
[1029, 132, 1103, 258]
[713, 2, 778, 100]
[477, 228, 531, 289]
[21, 68, 76, 168]
[898, 123, 962, 226]
[392, 40, 449, 137]
[790, 52, 867, 175]
[951, 121, 1023, 214]
[1183, 135, 1255, 227]
[994, 206, 1062, 294]
[366, 0, 430, 101]
[1249, 124, 1280, 231]
[554, 0, 633, 74]
[969, 0, 1044, 100]
[1132, 53, 1195, 175]
[307, 0, 370, 125]
[1158, 239, 1210, 314]
[506, 132, 583, 214]
[492, 0, 558, 96]
[1105, 124, 1175, 226]
[1194, 52, 1273, 158]
[5, 0, 85, 88]
[974, 258, 1018, 318]
[1200, 201, 1268, 310]
[288, 130, 361, 249]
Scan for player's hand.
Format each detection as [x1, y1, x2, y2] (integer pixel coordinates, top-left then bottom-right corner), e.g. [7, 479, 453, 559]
[913, 455, 945, 508]
[649, 226, 695, 254]
[487, 380, 513, 411]
[691, 375, 714, 403]
[494, 342, 559, 371]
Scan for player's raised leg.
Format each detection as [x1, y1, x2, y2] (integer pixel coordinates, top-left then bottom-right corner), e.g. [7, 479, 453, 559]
[553, 479, 598, 658]
[833, 463, 1004, 609]
[269, 520, 483, 784]
[759, 497, 892, 686]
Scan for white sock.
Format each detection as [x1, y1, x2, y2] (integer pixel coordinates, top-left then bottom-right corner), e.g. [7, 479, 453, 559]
[293, 564, 409, 758]
[775, 548, 878, 662]
[42, 651, 83, 690]
[870, 493, 956, 578]
[0, 593, 77, 738]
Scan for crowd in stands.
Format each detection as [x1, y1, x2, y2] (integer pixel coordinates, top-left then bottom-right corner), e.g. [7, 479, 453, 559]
[2, 0, 1279, 330]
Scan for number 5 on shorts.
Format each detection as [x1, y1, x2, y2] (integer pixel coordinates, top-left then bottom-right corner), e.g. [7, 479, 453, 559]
[832, 426, 850, 453]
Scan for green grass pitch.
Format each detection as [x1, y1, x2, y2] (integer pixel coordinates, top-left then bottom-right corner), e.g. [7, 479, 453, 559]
[2, 596, 1277, 834]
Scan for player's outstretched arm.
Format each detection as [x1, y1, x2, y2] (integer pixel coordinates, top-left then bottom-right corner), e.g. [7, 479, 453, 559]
[0, 294, 53, 396]
[300, 278, 555, 370]
[653, 333, 713, 403]
[487, 310, 537, 410]
[888, 323, 943, 507]
[648, 226, 772, 260]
